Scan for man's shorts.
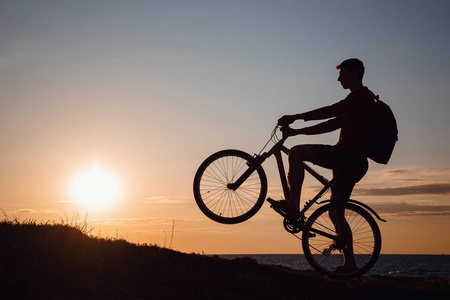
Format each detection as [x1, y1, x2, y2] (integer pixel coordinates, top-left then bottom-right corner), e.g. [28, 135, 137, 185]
[293, 144, 368, 201]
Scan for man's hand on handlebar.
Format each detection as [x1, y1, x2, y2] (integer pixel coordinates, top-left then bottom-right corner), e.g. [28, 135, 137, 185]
[277, 115, 296, 126]
[282, 126, 307, 137]
[278, 123, 308, 138]
[278, 114, 309, 138]
[277, 114, 305, 126]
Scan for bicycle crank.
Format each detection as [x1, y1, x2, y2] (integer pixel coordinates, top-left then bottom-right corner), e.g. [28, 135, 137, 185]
[283, 217, 303, 234]
[267, 198, 305, 234]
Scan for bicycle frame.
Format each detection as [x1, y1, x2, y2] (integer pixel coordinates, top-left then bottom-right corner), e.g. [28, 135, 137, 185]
[229, 126, 332, 216]
[228, 126, 385, 235]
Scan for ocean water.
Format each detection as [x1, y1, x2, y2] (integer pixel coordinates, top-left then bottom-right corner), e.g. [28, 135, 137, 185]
[216, 254, 450, 278]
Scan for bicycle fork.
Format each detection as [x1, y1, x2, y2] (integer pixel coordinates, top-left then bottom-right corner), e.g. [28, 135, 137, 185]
[226, 153, 269, 191]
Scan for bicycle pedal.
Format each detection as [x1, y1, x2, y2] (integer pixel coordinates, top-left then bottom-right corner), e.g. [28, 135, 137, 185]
[267, 198, 292, 211]
[267, 198, 286, 213]
[266, 198, 277, 208]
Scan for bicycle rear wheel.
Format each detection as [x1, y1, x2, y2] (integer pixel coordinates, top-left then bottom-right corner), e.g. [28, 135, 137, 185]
[193, 149, 267, 224]
[302, 203, 381, 278]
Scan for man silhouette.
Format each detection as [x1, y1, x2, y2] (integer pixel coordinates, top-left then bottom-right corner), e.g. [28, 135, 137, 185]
[277, 58, 376, 272]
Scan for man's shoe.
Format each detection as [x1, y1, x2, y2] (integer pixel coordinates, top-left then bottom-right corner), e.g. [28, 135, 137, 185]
[267, 198, 301, 219]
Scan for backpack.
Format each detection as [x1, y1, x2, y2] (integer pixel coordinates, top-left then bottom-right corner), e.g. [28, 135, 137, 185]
[366, 95, 398, 164]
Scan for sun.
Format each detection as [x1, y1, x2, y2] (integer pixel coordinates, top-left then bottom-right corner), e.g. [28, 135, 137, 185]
[69, 164, 123, 210]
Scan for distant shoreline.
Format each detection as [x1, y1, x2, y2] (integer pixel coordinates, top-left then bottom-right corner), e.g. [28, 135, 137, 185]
[214, 254, 450, 278]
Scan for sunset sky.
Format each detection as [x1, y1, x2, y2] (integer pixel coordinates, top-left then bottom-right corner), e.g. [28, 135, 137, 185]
[1, 0, 449, 254]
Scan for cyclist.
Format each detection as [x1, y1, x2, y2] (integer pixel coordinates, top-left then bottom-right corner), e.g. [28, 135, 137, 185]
[277, 58, 376, 272]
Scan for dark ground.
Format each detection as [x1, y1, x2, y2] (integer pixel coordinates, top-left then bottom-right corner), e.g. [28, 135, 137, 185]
[1, 221, 449, 300]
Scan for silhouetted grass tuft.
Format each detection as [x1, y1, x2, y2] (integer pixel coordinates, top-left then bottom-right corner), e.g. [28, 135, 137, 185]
[1, 218, 449, 300]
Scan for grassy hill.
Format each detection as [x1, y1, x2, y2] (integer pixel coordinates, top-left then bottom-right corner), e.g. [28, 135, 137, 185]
[1, 219, 449, 300]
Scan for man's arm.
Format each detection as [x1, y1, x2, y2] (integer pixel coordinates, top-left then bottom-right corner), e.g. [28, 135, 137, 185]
[287, 116, 342, 137]
[298, 100, 349, 121]
[278, 99, 348, 125]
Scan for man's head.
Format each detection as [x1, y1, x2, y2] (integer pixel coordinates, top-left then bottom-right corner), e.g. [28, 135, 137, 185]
[336, 58, 364, 90]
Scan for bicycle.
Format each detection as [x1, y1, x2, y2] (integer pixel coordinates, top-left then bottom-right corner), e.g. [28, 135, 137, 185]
[193, 125, 386, 278]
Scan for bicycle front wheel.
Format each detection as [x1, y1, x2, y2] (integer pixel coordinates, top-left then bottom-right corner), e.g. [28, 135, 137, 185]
[193, 149, 267, 224]
[302, 203, 381, 278]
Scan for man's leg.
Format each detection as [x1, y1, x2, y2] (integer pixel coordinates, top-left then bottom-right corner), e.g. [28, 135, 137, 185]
[287, 145, 315, 210]
[304, 146, 367, 272]
[329, 178, 359, 271]
[329, 207, 357, 271]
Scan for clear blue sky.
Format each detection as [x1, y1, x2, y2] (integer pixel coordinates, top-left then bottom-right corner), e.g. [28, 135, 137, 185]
[1, 0, 449, 254]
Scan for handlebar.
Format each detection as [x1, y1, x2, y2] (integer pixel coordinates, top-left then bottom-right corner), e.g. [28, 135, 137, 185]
[255, 124, 291, 158]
